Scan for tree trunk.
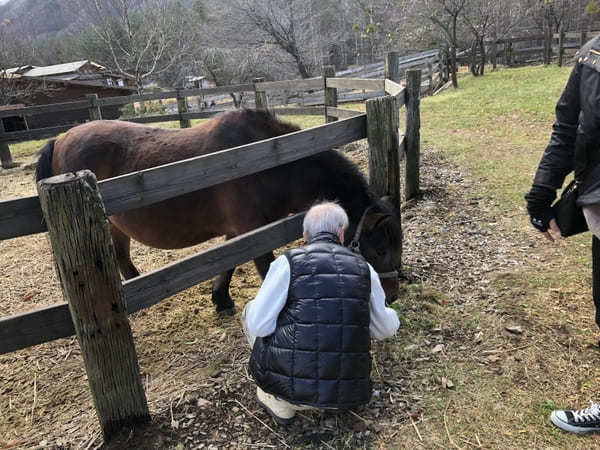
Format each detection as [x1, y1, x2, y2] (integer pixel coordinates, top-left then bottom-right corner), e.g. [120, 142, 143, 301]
[479, 38, 486, 76]
[450, 46, 458, 88]
[470, 40, 478, 76]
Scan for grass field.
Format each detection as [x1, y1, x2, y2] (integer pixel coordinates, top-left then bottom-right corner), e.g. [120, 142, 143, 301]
[392, 65, 600, 448]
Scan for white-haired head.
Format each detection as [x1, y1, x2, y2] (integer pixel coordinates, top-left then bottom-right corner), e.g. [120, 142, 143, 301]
[303, 201, 349, 243]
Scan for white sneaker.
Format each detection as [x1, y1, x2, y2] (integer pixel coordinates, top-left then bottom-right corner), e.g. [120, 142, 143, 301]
[550, 402, 600, 434]
[256, 386, 295, 424]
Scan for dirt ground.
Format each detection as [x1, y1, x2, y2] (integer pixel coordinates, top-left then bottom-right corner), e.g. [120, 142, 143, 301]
[1, 139, 585, 449]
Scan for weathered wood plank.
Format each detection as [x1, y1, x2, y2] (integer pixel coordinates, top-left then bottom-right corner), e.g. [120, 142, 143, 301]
[123, 114, 181, 124]
[271, 107, 325, 116]
[326, 107, 363, 119]
[0, 213, 305, 355]
[384, 79, 404, 97]
[255, 78, 323, 92]
[0, 100, 89, 119]
[2, 124, 77, 142]
[124, 213, 304, 312]
[385, 52, 400, 83]
[176, 89, 191, 129]
[95, 91, 177, 107]
[99, 115, 367, 215]
[253, 77, 269, 111]
[0, 119, 14, 168]
[405, 70, 421, 200]
[0, 303, 73, 354]
[178, 84, 255, 97]
[367, 95, 401, 213]
[394, 88, 407, 109]
[323, 66, 338, 123]
[38, 171, 149, 439]
[325, 78, 385, 91]
[0, 195, 46, 240]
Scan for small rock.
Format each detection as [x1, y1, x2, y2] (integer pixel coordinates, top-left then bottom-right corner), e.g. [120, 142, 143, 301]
[473, 331, 483, 343]
[431, 344, 444, 354]
[441, 377, 455, 389]
[505, 325, 523, 334]
[404, 344, 418, 351]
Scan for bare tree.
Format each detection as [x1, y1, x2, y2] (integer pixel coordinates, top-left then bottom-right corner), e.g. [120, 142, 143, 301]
[230, 0, 317, 78]
[197, 48, 267, 107]
[82, 0, 203, 92]
[422, 0, 468, 87]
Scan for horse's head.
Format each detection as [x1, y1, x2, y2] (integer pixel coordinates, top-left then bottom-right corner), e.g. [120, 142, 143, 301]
[348, 198, 402, 304]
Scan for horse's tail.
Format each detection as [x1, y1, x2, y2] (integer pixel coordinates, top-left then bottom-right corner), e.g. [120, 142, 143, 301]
[35, 139, 55, 182]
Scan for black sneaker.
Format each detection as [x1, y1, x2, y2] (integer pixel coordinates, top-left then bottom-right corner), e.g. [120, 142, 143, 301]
[550, 402, 600, 434]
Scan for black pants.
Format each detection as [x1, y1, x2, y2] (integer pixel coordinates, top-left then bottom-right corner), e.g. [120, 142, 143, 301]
[593, 236, 600, 328]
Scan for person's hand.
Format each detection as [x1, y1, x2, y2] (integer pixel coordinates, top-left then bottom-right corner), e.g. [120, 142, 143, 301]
[543, 218, 562, 242]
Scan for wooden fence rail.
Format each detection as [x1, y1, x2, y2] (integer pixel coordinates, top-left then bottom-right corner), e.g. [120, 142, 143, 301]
[0, 57, 421, 439]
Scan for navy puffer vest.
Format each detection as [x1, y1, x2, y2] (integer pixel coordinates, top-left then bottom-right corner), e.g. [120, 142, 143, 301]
[249, 232, 372, 409]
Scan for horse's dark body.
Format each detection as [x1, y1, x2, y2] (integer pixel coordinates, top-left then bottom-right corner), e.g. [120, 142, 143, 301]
[36, 110, 401, 312]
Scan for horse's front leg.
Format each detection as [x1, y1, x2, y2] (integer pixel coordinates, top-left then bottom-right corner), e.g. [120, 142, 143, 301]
[212, 268, 236, 316]
[253, 252, 275, 279]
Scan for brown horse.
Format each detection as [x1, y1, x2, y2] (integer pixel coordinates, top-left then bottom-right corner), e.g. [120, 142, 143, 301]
[36, 110, 402, 313]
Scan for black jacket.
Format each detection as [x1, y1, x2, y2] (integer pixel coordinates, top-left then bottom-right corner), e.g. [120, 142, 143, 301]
[249, 232, 372, 409]
[526, 36, 600, 226]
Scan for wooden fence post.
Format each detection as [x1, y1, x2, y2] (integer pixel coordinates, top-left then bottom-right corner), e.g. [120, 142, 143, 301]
[37, 170, 150, 442]
[0, 120, 14, 169]
[491, 40, 498, 70]
[87, 94, 102, 121]
[176, 88, 191, 128]
[366, 95, 401, 213]
[558, 28, 565, 67]
[581, 30, 588, 48]
[405, 69, 421, 201]
[427, 61, 433, 94]
[253, 77, 268, 111]
[505, 39, 513, 67]
[283, 90, 289, 105]
[323, 66, 338, 123]
[385, 51, 400, 83]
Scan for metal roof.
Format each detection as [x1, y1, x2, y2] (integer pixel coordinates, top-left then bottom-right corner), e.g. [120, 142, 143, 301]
[23, 60, 105, 78]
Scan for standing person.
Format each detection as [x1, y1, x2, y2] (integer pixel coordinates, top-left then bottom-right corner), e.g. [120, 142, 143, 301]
[525, 36, 600, 434]
[241, 201, 400, 423]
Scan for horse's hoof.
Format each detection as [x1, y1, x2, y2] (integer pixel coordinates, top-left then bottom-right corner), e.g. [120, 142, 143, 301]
[217, 307, 236, 317]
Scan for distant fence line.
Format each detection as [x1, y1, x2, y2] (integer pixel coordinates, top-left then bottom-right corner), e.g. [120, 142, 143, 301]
[467, 29, 600, 69]
[0, 57, 423, 440]
[0, 48, 443, 169]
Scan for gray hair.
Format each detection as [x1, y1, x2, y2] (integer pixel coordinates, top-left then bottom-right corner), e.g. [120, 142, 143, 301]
[303, 201, 349, 241]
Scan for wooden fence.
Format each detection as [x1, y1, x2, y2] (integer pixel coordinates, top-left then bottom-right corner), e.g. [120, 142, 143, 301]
[0, 49, 442, 169]
[479, 29, 600, 69]
[0, 62, 423, 441]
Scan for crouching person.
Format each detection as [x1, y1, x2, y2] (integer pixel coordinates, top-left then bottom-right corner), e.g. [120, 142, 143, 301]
[242, 201, 400, 424]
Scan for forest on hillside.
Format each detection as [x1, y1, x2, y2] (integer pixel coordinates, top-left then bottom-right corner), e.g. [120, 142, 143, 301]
[0, 0, 599, 90]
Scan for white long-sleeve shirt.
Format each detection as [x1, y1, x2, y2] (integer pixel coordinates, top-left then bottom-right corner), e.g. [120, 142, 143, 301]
[242, 254, 400, 345]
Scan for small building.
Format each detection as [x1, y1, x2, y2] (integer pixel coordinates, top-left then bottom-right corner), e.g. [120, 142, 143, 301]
[1, 60, 137, 131]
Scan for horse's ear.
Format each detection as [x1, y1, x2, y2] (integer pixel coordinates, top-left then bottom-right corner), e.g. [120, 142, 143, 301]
[380, 195, 399, 218]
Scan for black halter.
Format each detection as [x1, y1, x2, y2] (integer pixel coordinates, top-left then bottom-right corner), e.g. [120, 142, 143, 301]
[348, 206, 398, 280]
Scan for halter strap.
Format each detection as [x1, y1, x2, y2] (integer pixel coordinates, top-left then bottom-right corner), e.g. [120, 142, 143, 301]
[349, 206, 374, 254]
[348, 205, 398, 280]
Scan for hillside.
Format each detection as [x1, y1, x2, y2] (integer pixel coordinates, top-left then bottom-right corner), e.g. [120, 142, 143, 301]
[0, 0, 84, 39]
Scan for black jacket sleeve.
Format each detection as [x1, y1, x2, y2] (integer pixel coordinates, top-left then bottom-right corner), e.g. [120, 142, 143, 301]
[531, 63, 581, 191]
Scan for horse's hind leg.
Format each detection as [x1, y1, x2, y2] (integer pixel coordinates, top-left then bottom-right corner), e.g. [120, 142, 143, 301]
[110, 224, 140, 280]
[253, 252, 275, 279]
[212, 268, 235, 315]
